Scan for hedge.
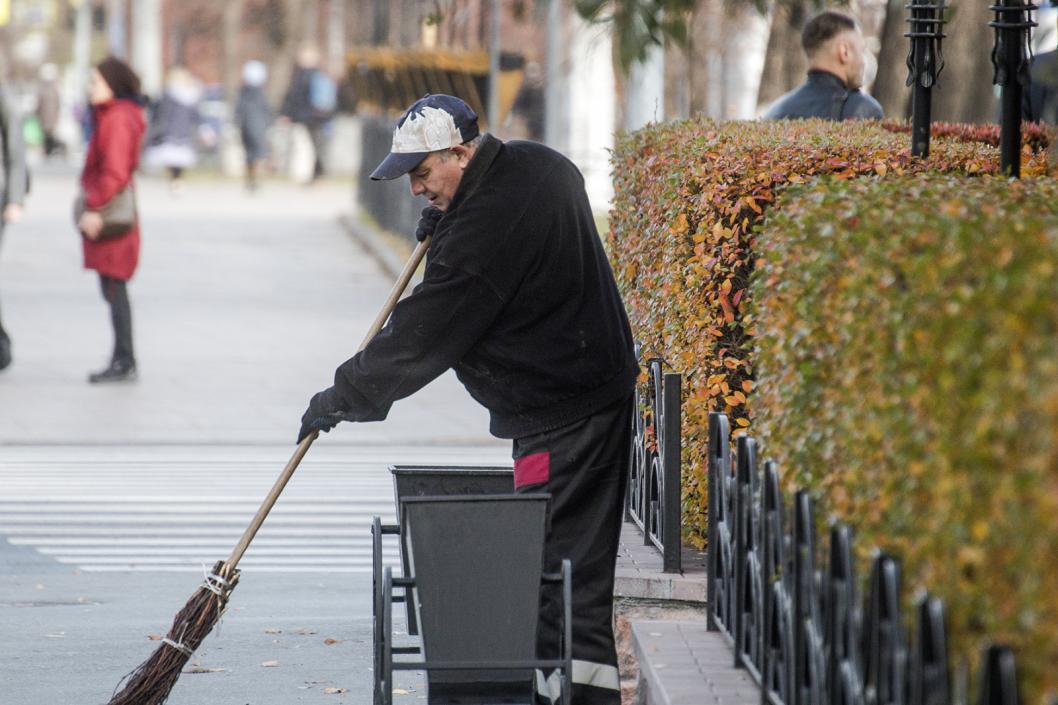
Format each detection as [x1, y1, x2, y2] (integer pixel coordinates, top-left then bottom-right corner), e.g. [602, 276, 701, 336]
[750, 174, 1058, 703]
[606, 117, 1051, 550]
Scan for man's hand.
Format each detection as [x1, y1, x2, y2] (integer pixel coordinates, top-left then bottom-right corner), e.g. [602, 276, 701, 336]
[298, 386, 347, 443]
[415, 206, 444, 243]
[79, 211, 104, 240]
[3, 203, 22, 225]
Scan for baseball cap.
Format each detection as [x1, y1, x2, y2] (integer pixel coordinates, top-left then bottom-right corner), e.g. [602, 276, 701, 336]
[370, 94, 480, 181]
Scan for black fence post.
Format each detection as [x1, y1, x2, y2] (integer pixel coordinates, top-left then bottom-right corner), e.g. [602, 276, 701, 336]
[990, 0, 1038, 177]
[662, 371, 682, 572]
[906, 0, 946, 158]
[707, 412, 731, 633]
[910, 595, 950, 705]
[977, 645, 1019, 705]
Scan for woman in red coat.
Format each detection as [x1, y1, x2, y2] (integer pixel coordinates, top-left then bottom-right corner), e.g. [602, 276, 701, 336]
[78, 57, 145, 383]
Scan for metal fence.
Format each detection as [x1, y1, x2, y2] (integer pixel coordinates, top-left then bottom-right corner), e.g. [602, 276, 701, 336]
[706, 411, 1023, 705]
[627, 357, 682, 573]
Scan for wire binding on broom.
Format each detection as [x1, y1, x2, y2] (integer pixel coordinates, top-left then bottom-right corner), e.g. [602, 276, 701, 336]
[105, 560, 241, 705]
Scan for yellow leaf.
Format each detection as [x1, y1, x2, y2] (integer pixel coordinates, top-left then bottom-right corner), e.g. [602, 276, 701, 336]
[724, 395, 742, 406]
[741, 380, 753, 393]
[971, 521, 989, 542]
[735, 417, 751, 427]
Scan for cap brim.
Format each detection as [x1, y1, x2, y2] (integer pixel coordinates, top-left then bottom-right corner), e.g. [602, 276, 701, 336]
[370, 151, 428, 181]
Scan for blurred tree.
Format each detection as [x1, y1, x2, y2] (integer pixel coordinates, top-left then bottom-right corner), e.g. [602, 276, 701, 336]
[223, 0, 246, 102]
[871, 0, 911, 120]
[931, 0, 996, 123]
[573, 0, 696, 73]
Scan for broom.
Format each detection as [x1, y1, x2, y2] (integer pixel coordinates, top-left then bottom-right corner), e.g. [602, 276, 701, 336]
[106, 236, 432, 705]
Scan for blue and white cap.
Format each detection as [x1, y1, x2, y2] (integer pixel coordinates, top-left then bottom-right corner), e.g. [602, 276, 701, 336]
[370, 94, 480, 181]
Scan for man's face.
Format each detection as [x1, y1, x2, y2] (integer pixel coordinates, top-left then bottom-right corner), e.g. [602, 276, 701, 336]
[840, 29, 867, 90]
[408, 146, 471, 212]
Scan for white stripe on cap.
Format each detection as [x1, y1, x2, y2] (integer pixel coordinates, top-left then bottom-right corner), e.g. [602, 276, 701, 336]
[391, 105, 463, 154]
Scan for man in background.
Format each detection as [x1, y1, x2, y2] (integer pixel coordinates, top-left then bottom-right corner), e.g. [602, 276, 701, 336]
[764, 10, 883, 121]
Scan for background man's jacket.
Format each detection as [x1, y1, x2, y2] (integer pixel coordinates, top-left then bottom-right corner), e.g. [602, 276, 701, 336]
[764, 70, 883, 121]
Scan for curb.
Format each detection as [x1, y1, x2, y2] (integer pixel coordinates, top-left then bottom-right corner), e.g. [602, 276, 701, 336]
[337, 212, 412, 280]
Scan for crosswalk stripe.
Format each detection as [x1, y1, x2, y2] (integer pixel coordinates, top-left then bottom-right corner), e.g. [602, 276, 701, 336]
[0, 444, 508, 573]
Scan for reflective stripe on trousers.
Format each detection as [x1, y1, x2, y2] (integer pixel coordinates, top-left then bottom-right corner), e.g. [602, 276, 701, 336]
[535, 660, 622, 702]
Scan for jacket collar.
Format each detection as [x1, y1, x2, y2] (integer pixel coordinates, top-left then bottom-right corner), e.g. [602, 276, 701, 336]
[447, 133, 501, 213]
[806, 69, 850, 92]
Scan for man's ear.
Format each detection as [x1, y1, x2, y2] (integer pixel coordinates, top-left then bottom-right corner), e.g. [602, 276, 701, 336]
[451, 144, 473, 168]
[836, 36, 851, 65]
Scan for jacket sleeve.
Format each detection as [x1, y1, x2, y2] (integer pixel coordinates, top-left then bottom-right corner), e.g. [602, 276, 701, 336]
[330, 260, 507, 421]
[1, 96, 27, 207]
[83, 111, 136, 210]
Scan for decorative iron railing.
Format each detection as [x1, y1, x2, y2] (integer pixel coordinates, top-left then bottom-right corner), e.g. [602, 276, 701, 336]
[627, 357, 682, 573]
[706, 412, 1023, 705]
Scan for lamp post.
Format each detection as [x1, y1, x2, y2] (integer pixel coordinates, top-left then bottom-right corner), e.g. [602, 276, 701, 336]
[990, 0, 1038, 177]
[905, 0, 946, 159]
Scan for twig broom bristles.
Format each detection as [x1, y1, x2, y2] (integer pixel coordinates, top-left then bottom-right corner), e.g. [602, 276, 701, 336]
[106, 237, 431, 705]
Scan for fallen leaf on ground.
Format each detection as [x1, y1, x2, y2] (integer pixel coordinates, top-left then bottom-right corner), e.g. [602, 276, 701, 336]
[264, 628, 282, 634]
[393, 689, 412, 695]
[147, 634, 162, 641]
[185, 667, 227, 674]
[295, 628, 318, 635]
[261, 660, 280, 667]
[323, 638, 342, 645]
[323, 687, 348, 695]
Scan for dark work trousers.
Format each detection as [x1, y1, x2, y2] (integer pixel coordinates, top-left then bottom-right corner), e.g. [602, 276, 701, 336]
[99, 274, 134, 364]
[514, 396, 632, 705]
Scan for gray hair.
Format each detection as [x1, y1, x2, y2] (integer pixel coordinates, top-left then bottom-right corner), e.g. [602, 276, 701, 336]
[436, 134, 483, 161]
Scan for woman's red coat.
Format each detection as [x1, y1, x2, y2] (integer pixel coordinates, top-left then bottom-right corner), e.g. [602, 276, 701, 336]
[81, 99, 145, 281]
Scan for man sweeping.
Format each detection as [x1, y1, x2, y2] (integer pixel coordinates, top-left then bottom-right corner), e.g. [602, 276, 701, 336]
[299, 94, 638, 705]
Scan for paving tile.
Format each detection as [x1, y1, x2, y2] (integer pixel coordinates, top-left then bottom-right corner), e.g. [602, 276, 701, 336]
[631, 619, 763, 705]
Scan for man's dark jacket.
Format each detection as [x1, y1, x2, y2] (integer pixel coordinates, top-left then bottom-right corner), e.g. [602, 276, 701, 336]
[1026, 50, 1058, 123]
[764, 70, 883, 121]
[331, 135, 638, 439]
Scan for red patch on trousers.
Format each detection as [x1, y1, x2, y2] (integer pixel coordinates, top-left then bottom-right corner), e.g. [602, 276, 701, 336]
[514, 452, 550, 488]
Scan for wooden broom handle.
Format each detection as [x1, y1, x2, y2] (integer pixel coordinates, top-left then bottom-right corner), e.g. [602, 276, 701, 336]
[224, 237, 432, 572]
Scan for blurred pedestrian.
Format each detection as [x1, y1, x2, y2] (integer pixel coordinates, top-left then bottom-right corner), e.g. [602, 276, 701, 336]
[763, 11, 883, 121]
[280, 45, 335, 183]
[145, 67, 214, 193]
[0, 81, 28, 371]
[235, 60, 273, 192]
[36, 63, 65, 158]
[79, 57, 145, 384]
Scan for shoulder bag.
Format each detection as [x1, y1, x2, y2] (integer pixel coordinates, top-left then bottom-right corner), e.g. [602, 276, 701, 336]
[73, 186, 136, 239]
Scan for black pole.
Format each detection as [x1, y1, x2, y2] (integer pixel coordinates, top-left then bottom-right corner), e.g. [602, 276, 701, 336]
[906, 1, 946, 159]
[990, 0, 1037, 177]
